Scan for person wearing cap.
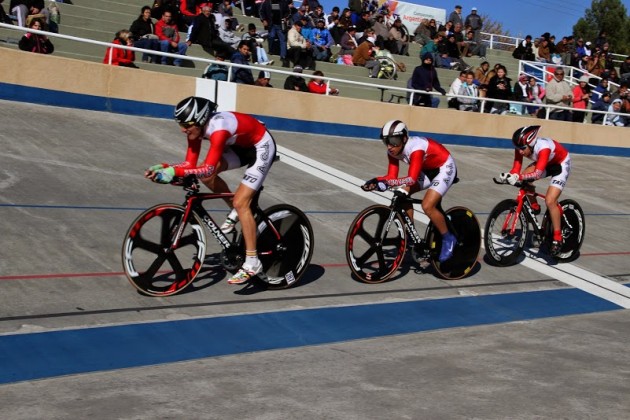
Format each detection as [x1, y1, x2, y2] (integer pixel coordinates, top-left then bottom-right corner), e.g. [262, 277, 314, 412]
[353, 36, 381, 78]
[464, 7, 482, 42]
[284, 65, 309, 91]
[310, 18, 333, 61]
[545, 67, 573, 121]
[572, 75, 592, 122]
[448, 5, 463, 27]
[410, 53, 446, 107]
[255, 70, 273, 87]
[389, 18, 409, 55]
[287, 20, 314, 69]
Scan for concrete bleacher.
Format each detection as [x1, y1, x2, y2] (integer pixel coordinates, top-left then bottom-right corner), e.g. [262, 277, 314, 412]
[1, 0, 522, 104]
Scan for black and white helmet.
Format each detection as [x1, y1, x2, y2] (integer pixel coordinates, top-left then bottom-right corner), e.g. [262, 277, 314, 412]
[174, 96, 217, 127]
[380, 120, 409, 144]
[512, 125, 540, 149]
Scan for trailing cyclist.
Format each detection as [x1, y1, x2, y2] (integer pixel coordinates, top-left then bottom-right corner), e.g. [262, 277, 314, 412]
[498, 125, 571, 256]
[361, 120, 458, 263]
[145, 96, 277, 284]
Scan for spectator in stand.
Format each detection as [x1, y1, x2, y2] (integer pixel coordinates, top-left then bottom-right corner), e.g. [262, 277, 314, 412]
[338, 8, 353, 30]
[603, 99, 626, 126]
[591, 91, 611, 124]
[338, 24, 358, 56]
[326, 6, 340, 27]
[572, 75, 591, 122]
[241, 23, 273, 65]
[18, 17, 53, 54]
[103, 29, 137, 68]
[9, 0, 28, 27]
[1, 1, 11, 24]
[410, 53, 446, 107]
[420, 32, 442, 63]
[526, 76, 545, 116]
[536, 38, 551, 63]
[463, 30, 486, 59]
[202, 49, 229, 80]
[230, 40, 254, 84]
[439, 20, 454, 37]
[600, 43, 615, 70]
[130, 6, 160, 64]
[545, 67, 573, 121]
[554, 36, 571, 65]
[284, 65, 309, 91]
[219, 17, 242, 49]
[155, 10, 188, 66]
[474, 61, 491, 97]
[259, 0, 290, 67]
[310, 4, 325, 22]
[606, 68, 620, 85]
[445, 33, 470, 71]
[347, 0, 361, 21]
[310, 18, 333, 62]
[619, 56, 630, 81]
[308, 70, 339, 95]
[299, 15, 314, 41]
[513, 35, 534, 60]
[448, 5, 463, 27]
[513, 74, 529, 112]
[464, 7, 482, 42]
[592, 78, 610, 101]
[187, 5, 229, 57]
[447, 70, 466, 110]
[372, 14, 389, 48]
[255, 70, 273, 87]
[611, 82, 628, 102]
[287, 20, 314, 69]
[587, 52, 605, 77]
[355, 11, 372, 38]
[414, 19, 432, 46]
[486, 64, 513, 114]
[389, 18, 409, 56]
[353, 36, 380, 78]
[452, 22, 468, 55]
[457, 71, 479, 111]
[218, 0, 245, 32]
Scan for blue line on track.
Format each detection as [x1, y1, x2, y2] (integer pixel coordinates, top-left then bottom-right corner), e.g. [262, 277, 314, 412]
[0, 288, 621, 385]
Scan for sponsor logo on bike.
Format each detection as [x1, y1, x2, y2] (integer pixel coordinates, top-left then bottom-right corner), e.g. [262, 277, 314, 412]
[202, 215, 232, 248]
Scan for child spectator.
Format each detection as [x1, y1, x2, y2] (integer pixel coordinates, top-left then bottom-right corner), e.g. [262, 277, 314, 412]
[308, 70, 339, 95]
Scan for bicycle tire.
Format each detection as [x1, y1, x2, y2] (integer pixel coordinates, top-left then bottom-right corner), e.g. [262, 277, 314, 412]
[255, 204, 314, 289]
[484, 199, 528, 267]
[428, 207, 481, 279]
[542, 199, 585, 262]
[345, 205, 407, 284]
[121, 204, 206, 297]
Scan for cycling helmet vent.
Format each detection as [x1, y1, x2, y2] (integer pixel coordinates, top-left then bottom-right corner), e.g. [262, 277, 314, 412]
[174, 96, 217, 127]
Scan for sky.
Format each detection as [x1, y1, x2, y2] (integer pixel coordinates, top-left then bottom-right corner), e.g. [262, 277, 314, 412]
[316, 0, 630, 40]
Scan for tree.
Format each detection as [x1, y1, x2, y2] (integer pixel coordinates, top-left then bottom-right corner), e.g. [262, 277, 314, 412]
[573, 0, 630, 54]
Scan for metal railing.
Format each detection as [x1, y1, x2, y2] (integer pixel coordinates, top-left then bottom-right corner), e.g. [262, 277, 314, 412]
[1, 22, 628, 126]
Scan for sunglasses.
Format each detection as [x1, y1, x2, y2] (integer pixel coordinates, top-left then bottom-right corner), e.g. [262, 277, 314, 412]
[382, 136, 404, 147]
[178, 121, 196, 128]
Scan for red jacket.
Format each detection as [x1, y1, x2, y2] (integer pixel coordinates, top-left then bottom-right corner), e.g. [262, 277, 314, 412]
[103, 39, 135, 66]
[155, 19, 180, 43]
[308, 80, 327, 94]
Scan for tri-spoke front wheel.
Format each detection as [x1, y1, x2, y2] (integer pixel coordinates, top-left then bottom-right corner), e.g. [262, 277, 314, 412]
[345, 205, 406, 283]
[122, 204, 206, 296]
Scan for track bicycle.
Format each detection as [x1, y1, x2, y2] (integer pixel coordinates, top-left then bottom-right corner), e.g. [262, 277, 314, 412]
[121, 175, 314, 296]
[484, 178, 585, 266]
[345, 185, 481, 283]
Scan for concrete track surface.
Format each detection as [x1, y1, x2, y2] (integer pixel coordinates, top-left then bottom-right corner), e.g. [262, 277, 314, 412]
[1, 101, 629, 419]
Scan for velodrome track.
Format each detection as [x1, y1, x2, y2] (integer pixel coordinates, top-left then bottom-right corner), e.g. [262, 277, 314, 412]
[1, 100, 629, 418]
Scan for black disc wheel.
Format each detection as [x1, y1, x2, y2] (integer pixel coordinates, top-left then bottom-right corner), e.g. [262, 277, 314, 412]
[122, 204, 206, 296]
[345, 205, 407, 283]
[429, 207, 481, 279]
[255, 204, 314, 289]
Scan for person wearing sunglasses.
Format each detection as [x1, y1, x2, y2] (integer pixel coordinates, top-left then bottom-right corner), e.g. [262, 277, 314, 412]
[361, 120, 458, 263]
[498, 125, 571, 256]
[145, 96, 277, 285]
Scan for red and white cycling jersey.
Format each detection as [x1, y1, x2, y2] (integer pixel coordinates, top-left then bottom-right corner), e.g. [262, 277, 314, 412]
[382, 136, 452, 187]
[510, 137, 570, 182]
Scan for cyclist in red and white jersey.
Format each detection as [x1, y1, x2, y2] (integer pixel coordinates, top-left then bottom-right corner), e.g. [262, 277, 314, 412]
[145, 96, 277, 284]
[362, 120, 458, 262]
[499, 125, 571, 255]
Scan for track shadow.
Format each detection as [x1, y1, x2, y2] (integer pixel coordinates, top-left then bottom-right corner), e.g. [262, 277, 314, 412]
[233, 264, 326, 295]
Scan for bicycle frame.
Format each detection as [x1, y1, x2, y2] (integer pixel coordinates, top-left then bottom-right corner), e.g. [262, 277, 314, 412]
[504, 187, 547, 236]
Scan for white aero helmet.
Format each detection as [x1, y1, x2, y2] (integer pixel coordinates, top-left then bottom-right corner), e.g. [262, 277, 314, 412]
[380, 120, 408, 146]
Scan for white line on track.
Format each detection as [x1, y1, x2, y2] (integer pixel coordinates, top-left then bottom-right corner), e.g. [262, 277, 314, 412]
[277, 145, 630, 309]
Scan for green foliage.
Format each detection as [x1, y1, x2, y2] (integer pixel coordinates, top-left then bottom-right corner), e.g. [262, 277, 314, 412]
[573, 0, 630, 54]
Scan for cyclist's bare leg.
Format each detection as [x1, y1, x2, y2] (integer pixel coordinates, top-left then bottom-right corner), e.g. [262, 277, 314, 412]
[200, 157, 233, 207]
[545, 185, 562, 237]
[401, 183, 421, 221]
[422, 189, 447, 235]
[232, 183, 258, 257]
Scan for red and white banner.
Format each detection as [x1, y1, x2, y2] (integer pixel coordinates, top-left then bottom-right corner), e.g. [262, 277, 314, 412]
[379, 1, 446, 34]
